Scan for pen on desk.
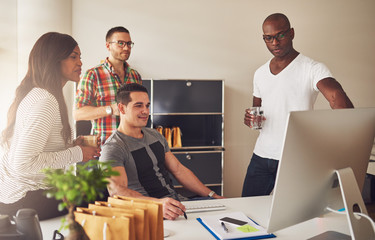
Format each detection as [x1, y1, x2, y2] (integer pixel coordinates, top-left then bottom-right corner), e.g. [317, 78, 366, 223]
[174, 192, 187, 219]
[182, 209, 187, 219]
[221, 222, 228, 233]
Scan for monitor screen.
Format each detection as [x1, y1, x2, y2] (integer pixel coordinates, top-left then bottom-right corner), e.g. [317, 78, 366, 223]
[267, 108, 375, 235]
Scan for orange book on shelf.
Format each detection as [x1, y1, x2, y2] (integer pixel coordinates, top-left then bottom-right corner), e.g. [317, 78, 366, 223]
[172, 126, 182, 148]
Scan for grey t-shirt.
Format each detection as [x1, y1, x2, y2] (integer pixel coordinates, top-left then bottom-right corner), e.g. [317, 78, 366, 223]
[100, 128, 181, 199]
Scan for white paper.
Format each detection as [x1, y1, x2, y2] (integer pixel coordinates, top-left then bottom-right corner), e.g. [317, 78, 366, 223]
[199, 211, 269, 240]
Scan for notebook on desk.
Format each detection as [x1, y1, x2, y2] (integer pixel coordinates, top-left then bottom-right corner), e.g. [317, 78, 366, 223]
[197, 211, 276, 240]
[183, 201, 226, 213]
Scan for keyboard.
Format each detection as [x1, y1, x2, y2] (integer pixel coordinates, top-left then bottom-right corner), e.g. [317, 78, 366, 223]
[183, 201, 226, 213]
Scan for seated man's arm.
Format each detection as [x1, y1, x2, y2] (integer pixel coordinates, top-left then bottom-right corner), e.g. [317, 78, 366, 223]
[317, 77, 354, 109]
[165, 152, 224, 199]
[107, 166, 146, 197]
[108, 166, 186, 220]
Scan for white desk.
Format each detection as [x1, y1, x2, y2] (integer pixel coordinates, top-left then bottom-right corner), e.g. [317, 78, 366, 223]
[41, 196, 350, 239]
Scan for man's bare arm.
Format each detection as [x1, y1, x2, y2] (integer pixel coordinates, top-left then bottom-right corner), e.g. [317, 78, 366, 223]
[74, 103, 120, 121]
[317, 78, 354, 109]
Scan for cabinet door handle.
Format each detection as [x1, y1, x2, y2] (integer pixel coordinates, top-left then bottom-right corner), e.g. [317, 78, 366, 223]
[186, 81, 192, 87]
[186, 154, 192, 160]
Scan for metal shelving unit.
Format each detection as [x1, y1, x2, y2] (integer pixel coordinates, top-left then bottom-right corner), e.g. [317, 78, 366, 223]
[144, 79, 224, 196]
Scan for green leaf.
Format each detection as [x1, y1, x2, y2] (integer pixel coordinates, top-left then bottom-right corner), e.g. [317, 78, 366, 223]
[58, 203, 65, 212]
[55, 191, 65, 200]
[43, 160, 118, 214]
[66, 190, 77, 201]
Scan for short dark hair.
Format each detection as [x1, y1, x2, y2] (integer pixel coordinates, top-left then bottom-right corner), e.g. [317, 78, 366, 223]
[106, 26, 130, 41]
[263, 13, 291, 29]
[117, 83, 148, 105]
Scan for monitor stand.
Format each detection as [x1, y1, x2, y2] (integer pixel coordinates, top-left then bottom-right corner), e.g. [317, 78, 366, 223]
[307, 231, 351, 240]
[309, 167, 375, 240]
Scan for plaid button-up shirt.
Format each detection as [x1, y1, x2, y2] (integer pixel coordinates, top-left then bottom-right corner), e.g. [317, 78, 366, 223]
[75, 58, 142, 144]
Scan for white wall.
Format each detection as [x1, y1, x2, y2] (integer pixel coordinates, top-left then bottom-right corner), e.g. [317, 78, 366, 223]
[17, 0, 75, 125]
[1, 0, 374, 197]
[0, 1, 17, 139]
[72, 0, 375, 197]
[0, 0, 74, 152]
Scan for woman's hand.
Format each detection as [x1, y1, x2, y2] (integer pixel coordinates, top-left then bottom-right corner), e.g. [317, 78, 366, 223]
[74, 135, 101, 162]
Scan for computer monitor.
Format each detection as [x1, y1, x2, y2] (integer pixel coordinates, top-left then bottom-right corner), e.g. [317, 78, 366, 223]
[267, 108, 375, 239]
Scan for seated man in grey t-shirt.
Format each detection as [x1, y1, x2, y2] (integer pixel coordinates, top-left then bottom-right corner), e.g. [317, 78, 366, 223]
[99, 83, 224, 220]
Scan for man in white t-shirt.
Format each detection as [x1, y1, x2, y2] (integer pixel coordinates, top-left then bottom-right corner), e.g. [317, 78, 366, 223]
[242, 13, 354, 197]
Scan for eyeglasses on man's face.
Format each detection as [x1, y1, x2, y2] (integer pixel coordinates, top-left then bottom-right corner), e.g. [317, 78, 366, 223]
[109, 40, 134, 48]
[263, 28, 291, 43]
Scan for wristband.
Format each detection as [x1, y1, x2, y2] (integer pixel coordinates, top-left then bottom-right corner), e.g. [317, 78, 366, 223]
[105, 105, 112, 115]
[208, 191, 216, 197]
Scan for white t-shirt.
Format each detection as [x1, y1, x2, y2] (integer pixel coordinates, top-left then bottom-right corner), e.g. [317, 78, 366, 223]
[253, 54, 333, 160]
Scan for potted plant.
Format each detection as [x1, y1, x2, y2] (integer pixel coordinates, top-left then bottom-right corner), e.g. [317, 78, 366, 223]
[43, 160, 119, 240]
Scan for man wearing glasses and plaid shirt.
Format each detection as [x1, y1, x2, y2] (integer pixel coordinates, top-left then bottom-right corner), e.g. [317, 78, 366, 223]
[74, 26, 142, 145]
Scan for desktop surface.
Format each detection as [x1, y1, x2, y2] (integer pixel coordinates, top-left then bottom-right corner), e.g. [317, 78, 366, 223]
[165, 197, 350, 240]
[40, 196, 350, 240]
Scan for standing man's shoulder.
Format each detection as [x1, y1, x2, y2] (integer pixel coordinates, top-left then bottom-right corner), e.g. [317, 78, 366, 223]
[82, 61, 108, 78]
[125, 62, 142, 84]
[127, 64, 141, 75]
[297, 54, 329, 69]
[300, 54, 333, 76]
[77, 61, 108, 90]
[75, 62, 106, 107]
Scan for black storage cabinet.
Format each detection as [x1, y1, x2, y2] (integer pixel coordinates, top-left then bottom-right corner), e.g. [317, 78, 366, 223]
[144, 79, 224, 196]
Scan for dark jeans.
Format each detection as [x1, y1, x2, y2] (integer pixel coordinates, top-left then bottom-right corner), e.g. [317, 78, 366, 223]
[242, 153, 279, 197]
[0, 189, 67, 220]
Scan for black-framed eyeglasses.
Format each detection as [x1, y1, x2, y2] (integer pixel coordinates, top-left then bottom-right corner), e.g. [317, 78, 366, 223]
[109, 40, 134, 48]
[263, 28, 291, 43]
